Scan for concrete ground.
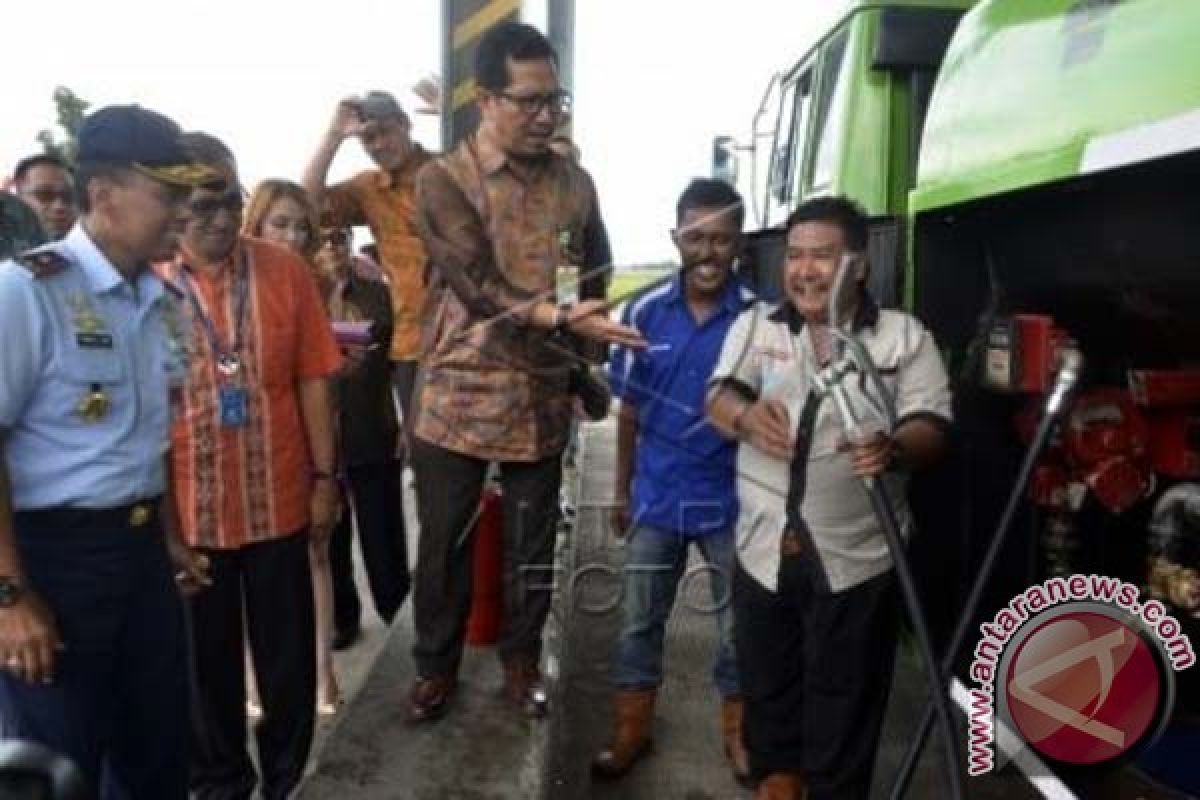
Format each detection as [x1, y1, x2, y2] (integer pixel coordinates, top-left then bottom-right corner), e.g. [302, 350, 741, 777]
[298, 462, 563, 800]
[543, 417, 752, 800]
[305, 468, 420, 776]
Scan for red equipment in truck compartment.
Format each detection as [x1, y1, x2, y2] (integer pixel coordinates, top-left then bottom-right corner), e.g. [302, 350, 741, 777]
[983, 314, 1070, 393]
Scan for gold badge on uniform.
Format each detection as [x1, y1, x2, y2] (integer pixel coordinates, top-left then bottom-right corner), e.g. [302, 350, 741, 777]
[129, 504, 152, 527]
[77, 383, 110, 423]
[67, 293, 107, 335]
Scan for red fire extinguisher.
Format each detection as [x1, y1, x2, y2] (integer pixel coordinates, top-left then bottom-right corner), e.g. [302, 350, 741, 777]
[466, 487, 505, 646]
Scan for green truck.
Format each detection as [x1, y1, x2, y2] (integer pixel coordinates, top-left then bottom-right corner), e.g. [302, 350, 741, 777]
[716, 0, 972, 304]
[717, 0, 1200, 795]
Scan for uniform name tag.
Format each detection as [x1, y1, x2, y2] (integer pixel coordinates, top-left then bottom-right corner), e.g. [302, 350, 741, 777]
[76, 332, 114, 349]
[218, 386, 248, 428]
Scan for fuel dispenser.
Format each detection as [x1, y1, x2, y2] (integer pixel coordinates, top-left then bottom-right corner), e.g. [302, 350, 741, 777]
[894, 312, 1200, 795]
[981, 314, 1200, 592]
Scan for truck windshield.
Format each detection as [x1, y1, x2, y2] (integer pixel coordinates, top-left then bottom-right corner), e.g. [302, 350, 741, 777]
[811, 29, 851, 192]
[767, 68, 812, 226]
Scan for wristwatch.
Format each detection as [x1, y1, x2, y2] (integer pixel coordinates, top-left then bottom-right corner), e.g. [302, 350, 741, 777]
[554, 303, 573, 331]
[0, 577, 24, 608]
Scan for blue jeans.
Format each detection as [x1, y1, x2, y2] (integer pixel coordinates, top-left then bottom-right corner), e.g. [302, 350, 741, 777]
[614, 525, 739, 698]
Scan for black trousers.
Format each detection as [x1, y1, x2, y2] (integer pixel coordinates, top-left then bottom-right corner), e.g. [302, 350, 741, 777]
[331, 461, 411, 632]
[410, 438, 562, 677]
[187, 531, 315, 800]
[391, 360, 417, 434]
[733, 555, 898, 800]
[0, 507, 188, 800]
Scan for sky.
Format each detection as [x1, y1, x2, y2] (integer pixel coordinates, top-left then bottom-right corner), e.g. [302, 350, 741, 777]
[1, 0, 845, 265]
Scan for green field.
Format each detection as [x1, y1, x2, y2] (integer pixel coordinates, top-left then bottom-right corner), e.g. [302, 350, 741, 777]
[607, 267, 674, 306]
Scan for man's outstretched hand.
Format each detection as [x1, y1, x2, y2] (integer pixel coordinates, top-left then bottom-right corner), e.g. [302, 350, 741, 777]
[565, 299, 647, 349]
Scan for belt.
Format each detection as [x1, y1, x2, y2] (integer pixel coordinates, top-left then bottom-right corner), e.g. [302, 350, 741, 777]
[781, 529, 806, 557]
[15, 498, 161, 530]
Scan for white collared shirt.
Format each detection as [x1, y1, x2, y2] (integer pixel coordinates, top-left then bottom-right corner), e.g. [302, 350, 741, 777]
[709, 301, 952, 593]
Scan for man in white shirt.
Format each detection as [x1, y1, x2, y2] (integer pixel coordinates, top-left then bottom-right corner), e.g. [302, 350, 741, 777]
[707, 196, 952, 800]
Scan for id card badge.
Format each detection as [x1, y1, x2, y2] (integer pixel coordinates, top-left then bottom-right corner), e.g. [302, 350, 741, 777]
[555, 264, 580, 307]
[218, 386, 249, 427]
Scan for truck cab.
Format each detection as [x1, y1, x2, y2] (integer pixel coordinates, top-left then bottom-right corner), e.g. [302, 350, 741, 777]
[718, 1, 1200, 794]
[713, 0, 973, 301]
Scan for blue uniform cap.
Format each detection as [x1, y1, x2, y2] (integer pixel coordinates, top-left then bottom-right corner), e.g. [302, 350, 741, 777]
[77, 105, 223, 188]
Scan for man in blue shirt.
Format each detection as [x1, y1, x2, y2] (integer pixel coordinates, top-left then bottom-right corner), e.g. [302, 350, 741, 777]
[594, 179, 755, 784]
[0, 105, 218, 799]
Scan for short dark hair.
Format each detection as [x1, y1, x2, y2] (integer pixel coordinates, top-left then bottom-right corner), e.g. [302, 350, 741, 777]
[180, 131, 236, 172]
[785, 195, 869, 252]
[676, 178, 744, 230]
[475, 22, 559, 91]
[13, 154, 72, 186]
[74, 162, 133, 213]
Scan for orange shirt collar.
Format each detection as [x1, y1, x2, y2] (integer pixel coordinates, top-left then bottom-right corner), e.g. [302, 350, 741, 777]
[177, 237, 244, 279]
[373, 143, 429, 190]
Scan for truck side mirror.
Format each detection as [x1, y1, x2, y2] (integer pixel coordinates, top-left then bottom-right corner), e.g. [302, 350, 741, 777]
[711, 135, 739, 186]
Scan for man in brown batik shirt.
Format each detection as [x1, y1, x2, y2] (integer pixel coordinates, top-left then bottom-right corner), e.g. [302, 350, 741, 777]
[407, 22, 645, 723]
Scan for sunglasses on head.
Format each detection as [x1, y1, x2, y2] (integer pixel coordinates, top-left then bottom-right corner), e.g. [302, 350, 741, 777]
[188, 189, 244, 218]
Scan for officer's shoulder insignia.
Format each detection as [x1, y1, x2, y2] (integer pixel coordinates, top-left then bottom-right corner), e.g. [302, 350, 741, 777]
[16, 250, 69, 279]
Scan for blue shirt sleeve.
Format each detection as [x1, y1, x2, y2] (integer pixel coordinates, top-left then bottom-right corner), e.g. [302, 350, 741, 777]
[0, 266, 48, 429]
[608, 301, 645, 406]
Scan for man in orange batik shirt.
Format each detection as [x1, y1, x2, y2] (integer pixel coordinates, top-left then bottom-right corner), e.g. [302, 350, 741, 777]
[166, 133, 342, 800]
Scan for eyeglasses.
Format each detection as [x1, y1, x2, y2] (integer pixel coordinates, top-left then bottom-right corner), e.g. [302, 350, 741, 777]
[25, 187, 76, 207]
[188, 189, 244, 219]
[496, 89, 572, 117]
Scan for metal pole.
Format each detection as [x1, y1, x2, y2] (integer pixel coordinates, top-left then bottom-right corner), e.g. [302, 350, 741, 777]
[547, 0, 575, 98]
[441, 0, 521, 148]
[440, 0, 456, 150]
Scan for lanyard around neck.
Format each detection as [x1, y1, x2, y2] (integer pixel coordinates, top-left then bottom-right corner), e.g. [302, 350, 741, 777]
[179, 248, 251, 366]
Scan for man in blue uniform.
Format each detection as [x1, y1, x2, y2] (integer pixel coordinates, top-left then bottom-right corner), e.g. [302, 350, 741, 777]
[0, 105, 219, 799]
[594, 179, 755, 783]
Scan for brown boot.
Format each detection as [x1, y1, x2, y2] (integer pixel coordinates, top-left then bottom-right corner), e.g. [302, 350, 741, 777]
[591, 689, 656, 780]
[721, 697, 752, 786]
[755, 771, 806, 800]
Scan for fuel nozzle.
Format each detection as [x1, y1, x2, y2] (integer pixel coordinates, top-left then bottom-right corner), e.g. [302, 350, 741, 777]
[1046, 347, 1084, 416]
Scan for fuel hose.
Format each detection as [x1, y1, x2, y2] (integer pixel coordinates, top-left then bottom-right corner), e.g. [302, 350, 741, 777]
[816, 340, 966, 800]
